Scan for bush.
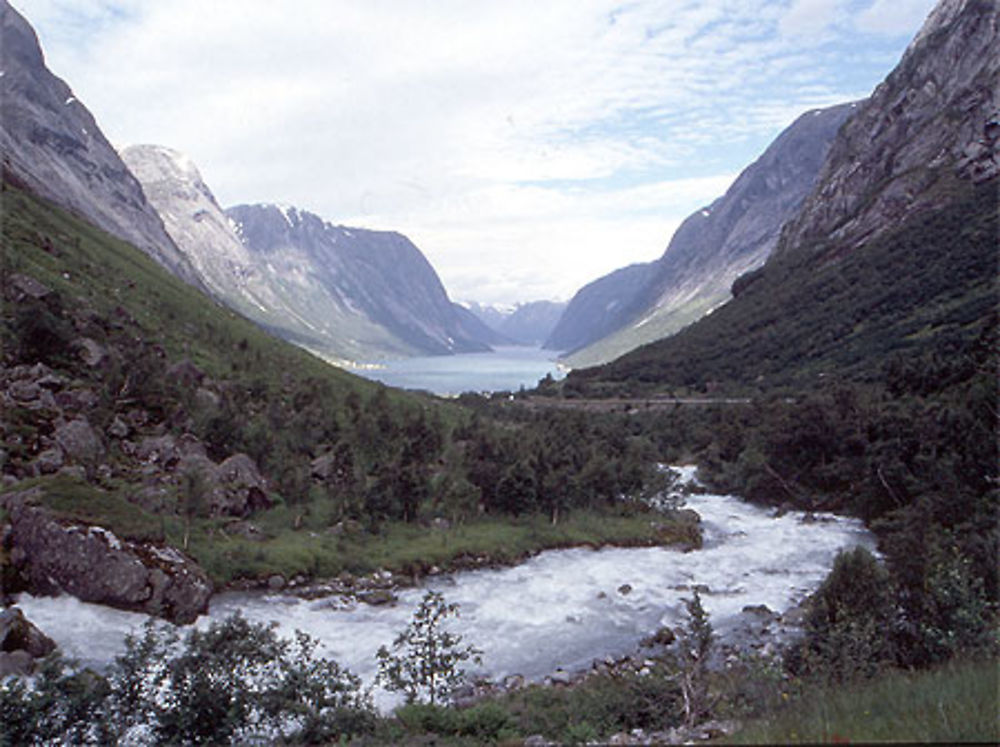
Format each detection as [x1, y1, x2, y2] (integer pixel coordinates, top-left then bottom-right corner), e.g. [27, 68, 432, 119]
[789, 547, 897, 682]
[0, 614, 375, 745]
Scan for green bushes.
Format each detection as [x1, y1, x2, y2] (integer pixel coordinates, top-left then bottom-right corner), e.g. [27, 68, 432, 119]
[789, 547, 896, 682]
[376, 591, 482, 706]
[0, 614, 375, 745]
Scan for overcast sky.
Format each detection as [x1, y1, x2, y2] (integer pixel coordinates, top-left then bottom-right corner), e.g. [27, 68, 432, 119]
[13, 0, 935, 306]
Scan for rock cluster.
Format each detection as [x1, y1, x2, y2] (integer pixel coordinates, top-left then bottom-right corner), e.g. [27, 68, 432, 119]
[1, 356, 269, 519]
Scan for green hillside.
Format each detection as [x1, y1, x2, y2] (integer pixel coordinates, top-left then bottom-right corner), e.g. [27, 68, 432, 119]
[566, 178, 998, 396]
[1, 181, 687, 588]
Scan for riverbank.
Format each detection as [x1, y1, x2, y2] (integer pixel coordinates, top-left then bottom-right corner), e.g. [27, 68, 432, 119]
[211, 507, 703, 596]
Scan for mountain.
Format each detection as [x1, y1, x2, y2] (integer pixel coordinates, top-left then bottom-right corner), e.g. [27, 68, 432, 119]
[566, 0, 997, 395]
[772, 0, 998, 260]
[547, 102, 856, 366]
[226, 204, 500, 359]
[0, 1, 199, 286]
[466, 300, 567, 346]
[120, 145, 500, 361]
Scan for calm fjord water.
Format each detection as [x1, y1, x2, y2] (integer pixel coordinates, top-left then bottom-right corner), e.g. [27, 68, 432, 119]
[352, 345, 564, 395]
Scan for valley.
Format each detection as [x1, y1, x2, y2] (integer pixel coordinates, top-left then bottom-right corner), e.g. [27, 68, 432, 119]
[1, 0, 998, 744]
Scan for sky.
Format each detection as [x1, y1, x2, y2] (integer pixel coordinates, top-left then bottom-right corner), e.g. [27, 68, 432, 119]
[11, 0, 937, 306]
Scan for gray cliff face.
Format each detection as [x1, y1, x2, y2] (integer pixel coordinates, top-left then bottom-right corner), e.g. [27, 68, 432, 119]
[549, 102, 856, 365]
[774, 0, 999, 260]
[122, 144, 496, 360]
[226, 203, 494, 358]
[0, 2, 198, 285]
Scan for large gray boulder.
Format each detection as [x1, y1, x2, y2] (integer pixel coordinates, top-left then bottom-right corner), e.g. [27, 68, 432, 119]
[53, 417, 104, 466]
[1, 488, 212, 624]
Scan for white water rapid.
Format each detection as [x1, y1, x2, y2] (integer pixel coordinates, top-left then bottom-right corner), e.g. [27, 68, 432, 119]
[14, 469, 875, 710]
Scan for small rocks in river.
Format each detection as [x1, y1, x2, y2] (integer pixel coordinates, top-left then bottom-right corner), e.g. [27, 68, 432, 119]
[267, 574, 286, 591]
[641, 626, 676, 647]
[0, 607, 57, 659]
[359, 589, 397, 606]
[617, 583, 633, 595]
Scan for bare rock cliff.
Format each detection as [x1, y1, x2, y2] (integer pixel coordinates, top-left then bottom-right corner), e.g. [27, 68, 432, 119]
[774, 0, 999, 260]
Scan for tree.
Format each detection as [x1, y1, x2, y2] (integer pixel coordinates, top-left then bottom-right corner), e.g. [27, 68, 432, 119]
[376, 591, 482, 706]
[675, 591, 715, 728]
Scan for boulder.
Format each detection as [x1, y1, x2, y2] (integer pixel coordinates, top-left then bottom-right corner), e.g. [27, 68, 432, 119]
[0, 650, 35, 678]
[9, 380, 40, 402]
[193, 387, 220, 410]
[32, 447, 64, 475]
[54, 387, 99, 412]
[74, 338, 107, 367]
[358, 589, 397, 606]
[165, 359, 205, 388]
[53, 418, 104, 465]
[137, 435, 179, 467]
[107, 416, 130, 439]
[0, 607, 56, 658]
[310, 452, 336, 481]
[0, 488, 212, 624]
[212, 453, 271, 517]
[9, 274, 51, 301]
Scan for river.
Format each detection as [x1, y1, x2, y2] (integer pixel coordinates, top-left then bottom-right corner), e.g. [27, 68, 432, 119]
[14, 468, 875, 711]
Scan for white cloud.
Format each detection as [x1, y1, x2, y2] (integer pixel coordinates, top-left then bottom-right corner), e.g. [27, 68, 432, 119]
[11, 0, 924, 304]
[856, 0, 938, 36]
[779, 0, 844, 38]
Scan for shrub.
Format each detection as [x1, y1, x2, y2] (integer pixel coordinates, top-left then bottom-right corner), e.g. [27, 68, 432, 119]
[790, 547, 897, 682]
[376, 590, 482, 706]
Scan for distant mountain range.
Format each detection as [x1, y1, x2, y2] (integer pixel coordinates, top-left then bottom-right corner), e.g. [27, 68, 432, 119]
[546, 101, 857, 366]
[465, 301, 567, 347]
[122, 145, 501, 362]
[567, 0, 997, 393]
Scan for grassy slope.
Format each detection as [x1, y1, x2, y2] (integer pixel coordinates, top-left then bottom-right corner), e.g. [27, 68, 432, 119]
[729, 657, 999, 745]
[1, 182, 388, 390]
[569, 178, 998, 395]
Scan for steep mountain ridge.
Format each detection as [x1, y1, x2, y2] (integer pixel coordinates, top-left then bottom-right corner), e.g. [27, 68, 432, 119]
[549, 102, 856, 366]
[0, 1, 199, 286]
[226, 203, 500, 359]
[566, 0, 998, 394]
[121, 145, 499, 361]
[773, 0, 998, 262]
